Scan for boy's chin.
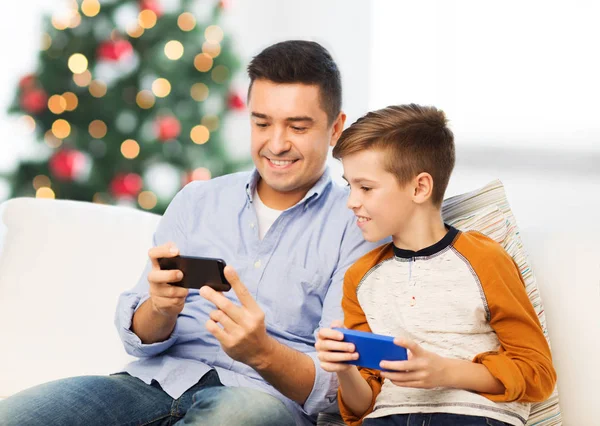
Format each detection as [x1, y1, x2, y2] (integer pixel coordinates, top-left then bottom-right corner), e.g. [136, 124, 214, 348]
[361, 231, 381, 243]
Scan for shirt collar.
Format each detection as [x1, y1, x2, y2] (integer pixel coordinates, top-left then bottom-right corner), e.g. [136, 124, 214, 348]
[393, 225, 460, 259]
[244, 167, 332, 208]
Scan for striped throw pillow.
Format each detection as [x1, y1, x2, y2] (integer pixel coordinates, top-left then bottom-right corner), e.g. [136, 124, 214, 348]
[442, 180, 562, 426]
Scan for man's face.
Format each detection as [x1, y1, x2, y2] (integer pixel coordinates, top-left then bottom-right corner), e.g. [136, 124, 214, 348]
[248, 80, 341, 199]
[342, 149, 416, 242]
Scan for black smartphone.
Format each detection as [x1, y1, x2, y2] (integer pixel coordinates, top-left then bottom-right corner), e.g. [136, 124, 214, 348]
[157, 255, 231, 292]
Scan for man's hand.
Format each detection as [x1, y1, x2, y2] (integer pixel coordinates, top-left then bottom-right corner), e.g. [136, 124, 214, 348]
[315, 321, 358, 373]
[379, 337, 450, 389]
[147, 242, 188, 319]
[200, 266, 274, 368]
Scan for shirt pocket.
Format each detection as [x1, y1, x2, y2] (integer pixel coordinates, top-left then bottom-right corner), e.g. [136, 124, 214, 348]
[266, 262, 325, 339]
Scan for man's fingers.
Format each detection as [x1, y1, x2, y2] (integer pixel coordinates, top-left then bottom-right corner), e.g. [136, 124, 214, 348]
[148, 269, 183, 285]
[148, 243, 179, 269]
[224, 266, 259, 310]
[200, 286, 244, 324]
[205, 319, 230, 344]
[209, 309, 237, 332]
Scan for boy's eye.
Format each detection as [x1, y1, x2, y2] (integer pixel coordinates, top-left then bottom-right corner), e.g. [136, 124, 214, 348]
[361, 186, 371, 192]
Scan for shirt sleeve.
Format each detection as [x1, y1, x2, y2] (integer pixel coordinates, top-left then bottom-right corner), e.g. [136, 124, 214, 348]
[303, 217, 384, 416]
[457, 234, 557, 402]
[337, 252, 388, 426]
[114, 183, 198, 358]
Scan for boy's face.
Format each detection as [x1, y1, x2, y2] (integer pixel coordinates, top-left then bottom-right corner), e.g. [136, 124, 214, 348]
[342, 149, 416, 242]
[248, 79, 344, 202]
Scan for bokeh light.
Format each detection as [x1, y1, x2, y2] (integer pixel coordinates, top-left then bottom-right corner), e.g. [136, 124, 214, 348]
[202, 42, 221, 58]
[52, 119, 71, 139]
[68, 53, 88, 74]
[138, 191, 158, 210]
[48, 95, 67, 114]
[177, 12, 196, 31]
[63, 92, 79, 111]
[81, 0, 101, 17]
[194, 53, 213, 72]
[44, 130, 62, 148]
[41, 33, 52, 51]
[205, 25, 224, 43]
[190, 83, 209, 101]
[121, 139, 140, 159]
[33, 175, 51, 191]
[164, 40, 184, 60]
[73, 70, 92, 87]
[190, 125, 210, 144]
[136, 90, 156, 109]
[152, 78, 171, 98]
[36, 187, 55, 199]
[138, 10, 157, 29]
[89, 120, 108, 138]
[19, 115, 36, 133]
[89, 80, 107, 98]
[201, 115, 219, 131]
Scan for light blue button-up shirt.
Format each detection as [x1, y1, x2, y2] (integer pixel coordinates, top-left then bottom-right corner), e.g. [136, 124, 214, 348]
[115, 168, 385, 425]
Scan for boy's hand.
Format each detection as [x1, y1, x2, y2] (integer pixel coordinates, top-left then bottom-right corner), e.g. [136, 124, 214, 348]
[315, 320, 359, 373]
[379, 337, 451, 389]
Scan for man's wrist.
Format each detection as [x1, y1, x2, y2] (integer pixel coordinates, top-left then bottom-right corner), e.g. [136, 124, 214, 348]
[248, 335, 278, 371]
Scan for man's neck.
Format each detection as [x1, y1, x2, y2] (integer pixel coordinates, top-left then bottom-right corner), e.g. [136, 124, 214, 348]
[392, 206, 447, 252]
[256, 179, 311, 211]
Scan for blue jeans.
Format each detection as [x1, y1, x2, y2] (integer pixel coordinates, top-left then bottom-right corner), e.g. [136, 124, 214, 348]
[363, 413, 511, 426]
[0, 370, 295, 426]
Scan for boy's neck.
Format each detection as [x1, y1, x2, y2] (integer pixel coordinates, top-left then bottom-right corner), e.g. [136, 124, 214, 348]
[392, 205, 448, 252]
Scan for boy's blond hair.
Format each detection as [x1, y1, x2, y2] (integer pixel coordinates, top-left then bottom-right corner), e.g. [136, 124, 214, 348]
[332, 104, 455, 206]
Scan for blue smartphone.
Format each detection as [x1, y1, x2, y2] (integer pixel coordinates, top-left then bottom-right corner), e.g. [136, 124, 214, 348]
[333, 328, 408, 370]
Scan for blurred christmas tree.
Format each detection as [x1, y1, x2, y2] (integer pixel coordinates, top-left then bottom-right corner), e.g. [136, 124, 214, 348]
[7, 0, 249, 214]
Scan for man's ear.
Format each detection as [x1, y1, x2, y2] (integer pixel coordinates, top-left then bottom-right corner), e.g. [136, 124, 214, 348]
[329, 111, 347, 148]
[412, 172, 434, 204]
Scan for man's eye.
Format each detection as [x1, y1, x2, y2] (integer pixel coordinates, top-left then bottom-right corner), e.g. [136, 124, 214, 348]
[255, 123, 269, 128]
[292, 126, 307, 131]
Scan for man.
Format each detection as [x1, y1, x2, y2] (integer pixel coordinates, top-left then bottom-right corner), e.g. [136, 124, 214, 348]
[0, 40, 383, 425]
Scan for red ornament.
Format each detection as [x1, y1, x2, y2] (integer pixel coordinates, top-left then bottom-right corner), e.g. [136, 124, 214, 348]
[19, 74, 37, 91]
[97, 40, 134, 61]
[139, 0, 163, 17]
[20, 89, 48, 114]
[49, 149, 87, 181]
[227, 92, 245, 111]
[110, 173, 143, 198]
[155, 115, 181, 141]
[218, 0, 229, 9]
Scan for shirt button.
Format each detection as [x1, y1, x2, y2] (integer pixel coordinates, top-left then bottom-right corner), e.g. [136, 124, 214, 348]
[250, 223, 255, 228]
[254, 260, 261, 269]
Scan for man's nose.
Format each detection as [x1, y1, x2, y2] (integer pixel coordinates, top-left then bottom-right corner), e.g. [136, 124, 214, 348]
[268, 128, 291, 155]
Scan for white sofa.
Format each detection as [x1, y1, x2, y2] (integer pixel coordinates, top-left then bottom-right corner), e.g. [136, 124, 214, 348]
[0, 196, 598, 424]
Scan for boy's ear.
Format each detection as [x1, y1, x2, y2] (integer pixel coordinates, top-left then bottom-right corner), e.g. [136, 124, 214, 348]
[412, 172, 434, 204]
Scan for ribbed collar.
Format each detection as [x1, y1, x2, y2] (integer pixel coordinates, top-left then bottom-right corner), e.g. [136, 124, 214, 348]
[393, 225, 459, 259]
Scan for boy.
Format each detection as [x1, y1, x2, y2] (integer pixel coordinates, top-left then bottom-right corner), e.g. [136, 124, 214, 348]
[315, 104, 556, 426]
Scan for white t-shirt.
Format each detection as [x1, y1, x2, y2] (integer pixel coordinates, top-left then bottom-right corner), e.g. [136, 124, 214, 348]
[253, 188, 283, 240]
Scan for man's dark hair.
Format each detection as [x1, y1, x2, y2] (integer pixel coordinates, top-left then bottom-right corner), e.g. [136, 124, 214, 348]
[247, 40, 342, 125]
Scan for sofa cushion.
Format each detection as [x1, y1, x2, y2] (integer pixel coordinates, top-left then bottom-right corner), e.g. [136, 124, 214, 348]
[0, 198, 160, 398]
[442, 180, 562, 426]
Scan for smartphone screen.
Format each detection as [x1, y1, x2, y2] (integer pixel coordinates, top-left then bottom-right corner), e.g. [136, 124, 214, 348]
[158, 255, 231, 292]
